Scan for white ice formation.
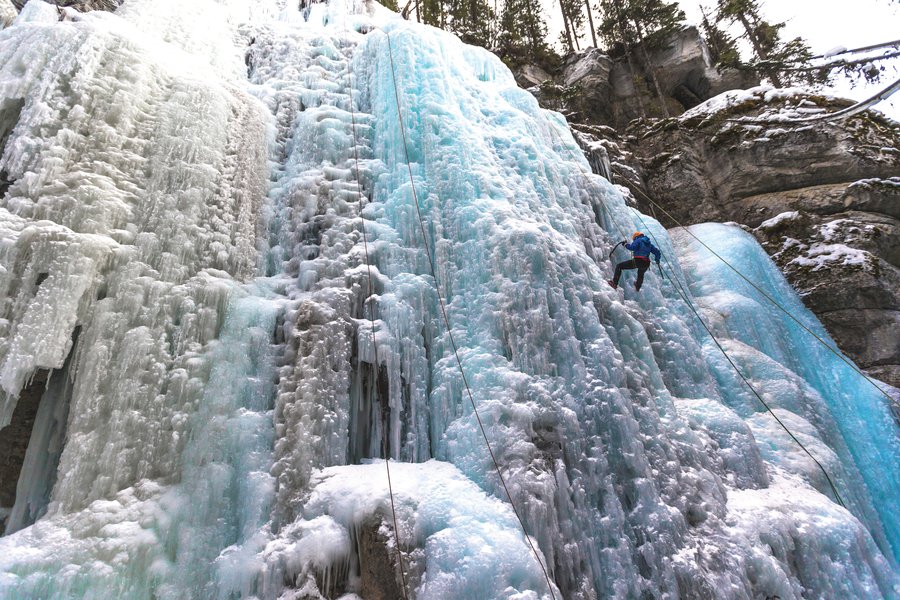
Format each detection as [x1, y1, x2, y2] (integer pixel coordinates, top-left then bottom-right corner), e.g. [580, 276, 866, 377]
[0, 0, 898, 598]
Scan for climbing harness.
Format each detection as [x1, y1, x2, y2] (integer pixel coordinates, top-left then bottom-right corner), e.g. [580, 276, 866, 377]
[544, 117, 850, 507]
[342, 17, 410, 599]
[382, 30, 558, 600]
[628, 206, 848, 507]
[617, 172, 900, 427]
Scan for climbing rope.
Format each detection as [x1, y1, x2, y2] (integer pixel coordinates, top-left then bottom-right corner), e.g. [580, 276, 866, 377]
[382, 30, 558, 600]
[625, 208, 848, 508]
[341, 19, 410, 599]
[612, 197, 848, 507]
[616, 172, 900, 425]
[545, 115, 849, 506]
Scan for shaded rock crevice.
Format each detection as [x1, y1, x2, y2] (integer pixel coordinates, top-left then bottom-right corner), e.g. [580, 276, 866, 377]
[0, 370, 48, 532]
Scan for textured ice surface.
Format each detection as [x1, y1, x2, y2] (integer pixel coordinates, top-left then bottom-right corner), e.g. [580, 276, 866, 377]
[262, 461, 559, 599]
[673, 223, 900, 562]
[0, 0, 898, 599]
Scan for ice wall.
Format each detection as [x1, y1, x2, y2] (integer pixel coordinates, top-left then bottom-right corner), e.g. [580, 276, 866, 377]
[0, 0, 897, 599]
[673, 223, 900, 561]
[0, 0, 271, 596]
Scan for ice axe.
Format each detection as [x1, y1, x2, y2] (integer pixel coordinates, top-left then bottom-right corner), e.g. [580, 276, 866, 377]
[608, 241, 625, 260]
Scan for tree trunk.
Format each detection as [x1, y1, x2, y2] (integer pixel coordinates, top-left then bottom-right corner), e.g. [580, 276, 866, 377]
[560, 0, 575, 53]
[525, 0, 542, 54]
[633, 18, 671, 117]
[611, 0, 646, 118]
[401, 0, 412, 19]
[736, 12, 784, 87]
[584, 0, 598, 48]
[573, 16, 581, 51]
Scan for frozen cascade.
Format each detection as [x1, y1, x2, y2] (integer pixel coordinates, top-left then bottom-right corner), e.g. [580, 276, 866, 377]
[5, 326, 79, 534]
[0, 0, 896, 599]
[672, 223, 900, 563]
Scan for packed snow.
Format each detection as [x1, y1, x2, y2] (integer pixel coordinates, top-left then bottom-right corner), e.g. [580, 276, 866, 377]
[0, 0, 897, 599]
[678, 85, 863, 127]
[757, 210, 800, 230]
[790, 243, 870, 271]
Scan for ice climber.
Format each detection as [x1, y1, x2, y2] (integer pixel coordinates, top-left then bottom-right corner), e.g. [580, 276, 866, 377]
[607, 232, 662, 291]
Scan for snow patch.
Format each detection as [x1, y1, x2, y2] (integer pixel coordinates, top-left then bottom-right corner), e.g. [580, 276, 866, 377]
[791, 243, 870, 271]
[758, 211, 800, 231]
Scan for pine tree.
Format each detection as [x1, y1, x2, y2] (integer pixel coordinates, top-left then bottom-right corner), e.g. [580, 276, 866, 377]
[596, 0, 686, 116]
[496, 0, 552, 68]
[419, 0, 445, 28]
[631, 0, 686, 48]
[597, 0, 684, 49]
[699, 4, 740, 69]
[632, 0, 686, 117]
[559, 0, 586, 53]
[597, 0, 647, 117]
[714, 0, 816, 87]
[447, 0, 495, 48]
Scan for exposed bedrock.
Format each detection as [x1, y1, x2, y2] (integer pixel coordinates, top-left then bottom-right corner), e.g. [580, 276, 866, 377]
[521, 27, 757, 129]
[632, 91, 900, 386]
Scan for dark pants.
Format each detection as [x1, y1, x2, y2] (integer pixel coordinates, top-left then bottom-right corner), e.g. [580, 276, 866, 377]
[613, 258, 651, 290]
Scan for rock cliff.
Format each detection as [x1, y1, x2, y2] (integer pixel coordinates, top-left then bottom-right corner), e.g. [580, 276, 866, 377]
[521, 40, 899, 390]
[752, 179, 900, 386]
[628, 90, 900, 386]
[524, 27, 757, 128]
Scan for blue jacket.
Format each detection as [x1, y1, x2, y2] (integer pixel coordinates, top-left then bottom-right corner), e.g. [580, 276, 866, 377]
[626, 235, 661, 262]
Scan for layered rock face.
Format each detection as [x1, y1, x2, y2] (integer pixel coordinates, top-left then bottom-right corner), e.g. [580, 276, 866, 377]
[524, 27, 757, 128]
[607, 26, 756, 124]
[633, 91, 897, 226]
[631, 89, 900, 386]
[518, 22, 899, 390]
[752, 180, 900, 386]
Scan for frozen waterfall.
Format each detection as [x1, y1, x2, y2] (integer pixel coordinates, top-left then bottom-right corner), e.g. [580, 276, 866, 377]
[0, 0, 898, 599]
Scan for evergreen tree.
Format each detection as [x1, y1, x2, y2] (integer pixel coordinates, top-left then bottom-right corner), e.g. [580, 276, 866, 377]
[447, 0, 495, 48]
[596, 0, 685, 50]
[632, 0, 686, 48]
[559, 0, 586, 53]
[419, 0, 446, 28]
[596, 0, 686, 116]
[780, 43, 900, 86]
[699, 4, 740, 68]
[596, 0, 647, 117]
[714, 0, 817, 87]
[496, 0, 552, 67]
